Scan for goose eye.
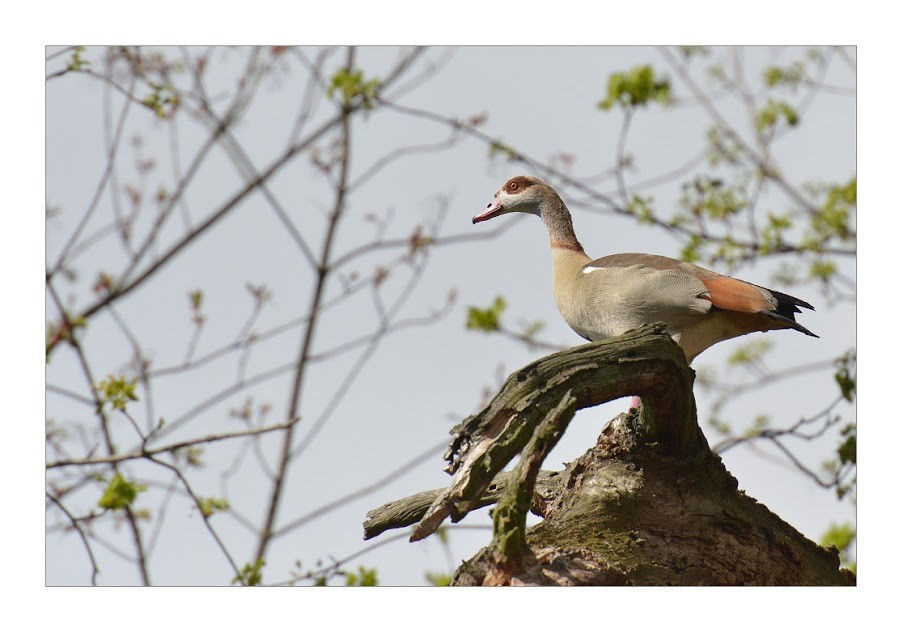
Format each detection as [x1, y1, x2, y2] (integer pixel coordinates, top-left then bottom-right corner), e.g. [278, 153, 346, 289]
[507, 181, 518, 191]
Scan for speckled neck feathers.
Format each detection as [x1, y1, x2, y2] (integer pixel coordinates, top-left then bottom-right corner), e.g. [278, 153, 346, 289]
[539, 188, 584, 253]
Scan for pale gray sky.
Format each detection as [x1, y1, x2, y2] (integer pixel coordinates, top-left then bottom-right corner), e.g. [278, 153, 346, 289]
[45, 44, 856, 588]
[19, 0, 899, 625]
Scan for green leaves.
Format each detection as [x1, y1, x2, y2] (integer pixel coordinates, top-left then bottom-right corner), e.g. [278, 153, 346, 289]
[172, 444, 205, 468]
[763, 50, 825, 91]
[289, 562, 379, 586]
[327, 68, 381, 110]
[677, 46, 710, 60]
[820, 522, 856, 573]
[188, 289, 206, 326]
[95, 375, 139, 412]
[233, 559, 265, 586]
[189, 289, 203, 310]
[822, 418, 856, 502]
[66, 46, 90, 72]
[822, 352, 856, 502]
[142, 81, 179, 119]
[98, 472, 146, 510]
[809, 259, 837, 283]
[425, 571, 452, 586]
[465, 296, 544, 343]
[679, 234, 704, 264]
[46, 311, 87, 357]
[764, 61, 806, 89]
[520, 320, 546, 343]
[598, 65, 671, 111]
[344, 566, 378, 586]
[820, 522, 855, 550]
[793, 177, 856, 285]
[680, 176, 746, 221]
[671, 171, 852, 281]
[755, 99, 800, 134]
[834, 350, 856, 402]
[837, 423, 856, 465]
[812, 177, 856, 243]
[705, 125, 742, 166]
[627, 194, 656, 224]
[759, 213, 794, 255]
[466, 296, 507, 332]
[743, 414, 771, 438]
[198, 497, 230, 518]
[488, 140, 517, 161]
[727, 339, 773, 366]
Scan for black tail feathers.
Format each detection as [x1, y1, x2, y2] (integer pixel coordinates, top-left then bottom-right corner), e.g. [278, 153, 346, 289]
[766, 288, 818, 338]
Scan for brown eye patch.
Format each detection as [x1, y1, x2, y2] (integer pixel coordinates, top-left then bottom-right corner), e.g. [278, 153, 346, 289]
[505, 176, 534, 193]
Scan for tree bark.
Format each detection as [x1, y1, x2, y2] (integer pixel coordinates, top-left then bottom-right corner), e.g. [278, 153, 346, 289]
[363, 324, 855, 586]
[453, 409, 854, 586]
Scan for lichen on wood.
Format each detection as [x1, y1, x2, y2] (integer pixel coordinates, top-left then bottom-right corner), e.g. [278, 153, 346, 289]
[488, 390, 577, 576]
[362, 323, 855, 585]
[408, 324, 702, 543]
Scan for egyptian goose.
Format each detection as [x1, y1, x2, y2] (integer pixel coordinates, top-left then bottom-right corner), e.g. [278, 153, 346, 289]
[472, 176, 817, 362]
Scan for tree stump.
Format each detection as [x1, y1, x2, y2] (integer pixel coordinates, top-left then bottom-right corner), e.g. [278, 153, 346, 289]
[363, 324, 855, 586]
[453, 409, 854, 585]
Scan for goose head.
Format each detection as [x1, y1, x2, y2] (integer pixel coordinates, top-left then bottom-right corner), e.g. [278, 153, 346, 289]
[473, 175, 583, 252]
[472, 175, 552, 223]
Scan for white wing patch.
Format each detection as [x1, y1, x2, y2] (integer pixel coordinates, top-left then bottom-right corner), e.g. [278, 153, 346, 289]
[581, 265, 602, 274]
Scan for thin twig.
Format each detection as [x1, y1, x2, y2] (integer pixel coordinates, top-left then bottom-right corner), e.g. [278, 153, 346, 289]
[47, 71, 136, 280]
[46, 491, 101, 585]
[659, 46, 819, 217]
[255, 48, 357, 564]
[47, 417, 300, 469]
[144, 454, 245, 583]
[273, 439, 449, 537]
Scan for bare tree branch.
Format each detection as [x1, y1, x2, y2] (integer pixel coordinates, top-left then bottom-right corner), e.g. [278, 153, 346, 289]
[46, 491, 101, 586]
[46, 417, 300, 469]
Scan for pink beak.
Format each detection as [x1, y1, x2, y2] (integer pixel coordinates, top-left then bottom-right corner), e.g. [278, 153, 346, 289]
[472, 193, 505, 224]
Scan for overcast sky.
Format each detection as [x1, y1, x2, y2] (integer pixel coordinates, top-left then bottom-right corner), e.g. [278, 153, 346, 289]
[43, 42, 860, 589]
[18, 0, 902, 626]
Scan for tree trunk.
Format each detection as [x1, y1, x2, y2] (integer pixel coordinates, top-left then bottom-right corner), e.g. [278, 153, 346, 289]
[452, 409, 854, 586]
[363, 324, 854, 586]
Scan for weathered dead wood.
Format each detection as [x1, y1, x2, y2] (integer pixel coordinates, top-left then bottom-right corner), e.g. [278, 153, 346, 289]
[453, 409, 855, 586]
[363, 469, 565, 541]
[482, 391, 577, 585]
[406, 323, 702, 542]
[365, 324, 698, 544]
[362, 323, 854, 585]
